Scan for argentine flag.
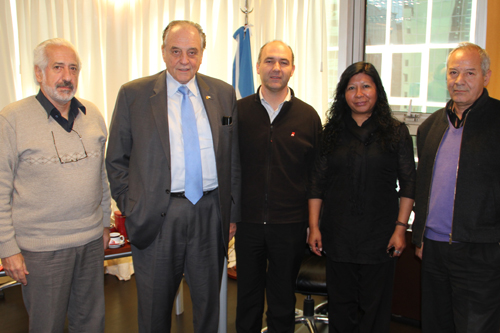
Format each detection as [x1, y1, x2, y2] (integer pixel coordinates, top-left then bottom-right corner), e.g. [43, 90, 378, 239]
[232, 26, 254, 99]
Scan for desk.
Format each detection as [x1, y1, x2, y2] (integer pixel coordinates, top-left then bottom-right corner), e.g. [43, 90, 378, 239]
[104, 242, 132, 260]
[391, 231, 421, 323]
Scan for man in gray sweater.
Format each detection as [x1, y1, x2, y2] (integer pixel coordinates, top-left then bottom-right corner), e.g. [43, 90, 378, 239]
[0, 38, 111, 332]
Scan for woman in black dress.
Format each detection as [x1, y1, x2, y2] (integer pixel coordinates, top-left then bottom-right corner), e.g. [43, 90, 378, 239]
[307, 62, 416, 332]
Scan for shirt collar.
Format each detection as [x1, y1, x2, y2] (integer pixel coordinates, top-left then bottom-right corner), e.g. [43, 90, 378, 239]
[36, 89, 86, 119]
[259, 87, 292, 109]
[446, 88, 485, 128]
[166, 71, 199, 98]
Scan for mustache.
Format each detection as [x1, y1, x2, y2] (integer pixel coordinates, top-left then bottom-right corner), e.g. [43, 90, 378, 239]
[56, 81, 74, 90]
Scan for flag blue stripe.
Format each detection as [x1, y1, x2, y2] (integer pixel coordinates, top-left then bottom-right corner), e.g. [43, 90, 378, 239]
[232, 26, 254, 99]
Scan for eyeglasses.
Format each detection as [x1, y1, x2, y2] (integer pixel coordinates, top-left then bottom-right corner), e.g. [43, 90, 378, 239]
[51, 129, 88, 164]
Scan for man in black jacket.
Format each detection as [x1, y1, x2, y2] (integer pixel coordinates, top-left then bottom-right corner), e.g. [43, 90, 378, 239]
[235, 40, 322, 333]
[412, 42, 500, 333]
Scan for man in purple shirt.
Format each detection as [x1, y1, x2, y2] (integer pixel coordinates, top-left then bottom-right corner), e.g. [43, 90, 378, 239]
[412, 42, 500, 333]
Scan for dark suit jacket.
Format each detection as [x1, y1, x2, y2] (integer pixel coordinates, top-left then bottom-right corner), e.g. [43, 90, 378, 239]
[106, 71, 241, 250]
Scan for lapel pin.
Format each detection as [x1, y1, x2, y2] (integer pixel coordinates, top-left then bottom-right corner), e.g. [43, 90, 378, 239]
[291, 132, 295, 137]
[206, 96, 212, 100]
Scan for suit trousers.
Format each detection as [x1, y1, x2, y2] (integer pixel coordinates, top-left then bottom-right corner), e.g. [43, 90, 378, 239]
[21, 237, 105, 333]
[235, 221, 307, 333]
[131, 189, 224, 333]
[421, 238, 500, 333]
[326, 258, 396, 333]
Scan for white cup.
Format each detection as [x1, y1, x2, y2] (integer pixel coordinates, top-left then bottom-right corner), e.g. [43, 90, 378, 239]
[109, 232, 125, 245]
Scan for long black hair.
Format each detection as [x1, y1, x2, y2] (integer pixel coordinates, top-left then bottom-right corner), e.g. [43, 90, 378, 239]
[322, 62, 400, 155]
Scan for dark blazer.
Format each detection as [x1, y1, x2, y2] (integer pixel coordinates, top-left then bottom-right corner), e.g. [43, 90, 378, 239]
[106, 70, 241, 250]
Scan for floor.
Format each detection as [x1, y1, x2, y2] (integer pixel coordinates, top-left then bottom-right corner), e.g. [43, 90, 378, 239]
[0, 273, 421, 333]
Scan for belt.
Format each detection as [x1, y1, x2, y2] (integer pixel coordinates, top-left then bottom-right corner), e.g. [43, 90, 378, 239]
[170, 188, 216, 198]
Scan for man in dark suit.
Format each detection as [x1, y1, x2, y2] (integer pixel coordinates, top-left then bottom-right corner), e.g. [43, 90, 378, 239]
[106, 20, 241, 333]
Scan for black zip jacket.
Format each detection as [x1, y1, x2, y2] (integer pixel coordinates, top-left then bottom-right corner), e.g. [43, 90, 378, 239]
[237, 87, 322, 224]
[412, 89, 500, 247]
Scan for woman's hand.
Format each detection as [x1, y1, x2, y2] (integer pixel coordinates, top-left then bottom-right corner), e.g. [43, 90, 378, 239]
[387, 227, 406, 257]
[388, 196, 413, 257]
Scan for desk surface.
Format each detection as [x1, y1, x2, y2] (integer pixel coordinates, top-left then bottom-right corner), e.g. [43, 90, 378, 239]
[104, 242, 132, 259]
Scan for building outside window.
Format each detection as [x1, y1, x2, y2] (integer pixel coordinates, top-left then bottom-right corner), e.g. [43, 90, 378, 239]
[326, 0, 483, 113]
[365, 0, 478, 114]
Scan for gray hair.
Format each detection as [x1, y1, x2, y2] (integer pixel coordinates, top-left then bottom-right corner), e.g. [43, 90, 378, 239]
[257, 40, 295, 66]
[448, 42, 490, 75]
[162, 20, 206, 50]
[33, 38, 81, 84]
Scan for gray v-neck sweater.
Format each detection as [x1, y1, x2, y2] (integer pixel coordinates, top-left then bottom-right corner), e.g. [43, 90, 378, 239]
[0, 96, 111, 258]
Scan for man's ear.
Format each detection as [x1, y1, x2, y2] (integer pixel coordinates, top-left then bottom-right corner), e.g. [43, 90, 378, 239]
[35, 66, 43, 84]
[484, 69, 492, 87]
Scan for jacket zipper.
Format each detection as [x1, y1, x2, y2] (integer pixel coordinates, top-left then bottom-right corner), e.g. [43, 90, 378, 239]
[263, 124, 274, 223]
[448, 120, 466, 244]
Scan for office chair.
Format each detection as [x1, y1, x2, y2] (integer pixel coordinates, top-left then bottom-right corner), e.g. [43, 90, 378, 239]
[261, 249, 328, 333]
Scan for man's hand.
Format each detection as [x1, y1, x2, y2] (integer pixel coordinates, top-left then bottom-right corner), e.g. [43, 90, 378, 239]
[103, 227, 111, 250]
[2, 253, 29, 285]
[307, 227, 323, 256]
[229, 223, 237, 241]
[415, 244, 423, 260]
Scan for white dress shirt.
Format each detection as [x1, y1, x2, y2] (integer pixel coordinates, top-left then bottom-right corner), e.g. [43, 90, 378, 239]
[166, 72, 218, 193]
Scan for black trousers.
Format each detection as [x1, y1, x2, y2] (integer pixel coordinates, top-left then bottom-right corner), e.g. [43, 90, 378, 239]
[235, 222, 307, 333]
[421, 238, 500, 333]
[326, 258, 396, 333]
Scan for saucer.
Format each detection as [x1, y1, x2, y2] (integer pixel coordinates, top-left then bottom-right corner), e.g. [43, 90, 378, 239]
[109, 240, 125, 248]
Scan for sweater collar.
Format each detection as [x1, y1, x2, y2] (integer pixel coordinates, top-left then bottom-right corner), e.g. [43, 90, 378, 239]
[36, 90, 86, 132]
[254, 86, 295, 104]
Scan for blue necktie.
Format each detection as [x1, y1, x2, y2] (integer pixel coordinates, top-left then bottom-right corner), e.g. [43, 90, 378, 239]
[179, 86, 203, 204]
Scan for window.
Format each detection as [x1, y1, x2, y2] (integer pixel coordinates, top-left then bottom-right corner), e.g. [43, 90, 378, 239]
[365, 0, 482, 113]
[326, 0, 340, 99]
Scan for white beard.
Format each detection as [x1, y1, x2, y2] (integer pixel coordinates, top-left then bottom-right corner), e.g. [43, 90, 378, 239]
[41, 75, 76, 104]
